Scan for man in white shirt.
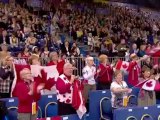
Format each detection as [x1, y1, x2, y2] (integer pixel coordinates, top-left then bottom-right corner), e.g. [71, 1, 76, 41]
[82, 56, 96, 103]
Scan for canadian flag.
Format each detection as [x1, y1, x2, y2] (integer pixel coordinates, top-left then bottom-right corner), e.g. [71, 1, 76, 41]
[115, 60, 129, 72]
[148, 47, 160, 57]
[11, 64, 59, 96]
[72, 80, 86, 119]
[135, 79, 160, 91]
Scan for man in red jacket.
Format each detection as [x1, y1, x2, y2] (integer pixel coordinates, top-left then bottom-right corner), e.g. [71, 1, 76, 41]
[13, 68, 44, 120]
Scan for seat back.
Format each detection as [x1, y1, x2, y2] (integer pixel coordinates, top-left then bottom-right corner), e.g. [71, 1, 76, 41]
[38, 106, 42, 118]
[38, 94, 57, 117]
[7, 107, 18, 120]
[100, 97, 112, 120]
[158, 114, 160, 120]
[128, 95, 137, 107]
[45, 102, 58, 117]
[89, 90, 111, 120]
[141, 114, 154, 120]
[126, 116, 137, 120]
[62, 114, 80, 120]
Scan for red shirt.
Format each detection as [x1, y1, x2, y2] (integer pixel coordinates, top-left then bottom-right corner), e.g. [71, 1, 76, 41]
[96, 63, 113, 84]
[13, 81, 40, 113]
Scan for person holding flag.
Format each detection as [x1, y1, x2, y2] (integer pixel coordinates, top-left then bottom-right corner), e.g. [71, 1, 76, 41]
[56, 62, 86, 119]
[138, 67, 156, 106]
[127, 53, 148, 86]
[13, 68, 44, 120]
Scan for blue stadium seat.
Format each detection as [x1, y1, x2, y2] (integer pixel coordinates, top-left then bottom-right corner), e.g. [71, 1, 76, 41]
[113, 105, 160, 120]
[0, 98, 18, 120]
[38, 94, 58, 118]
[128, 95, 137, 107]
[141, 114, 154, 120]
[38, 106, 43, 118]
[89, 90, 111, 120]
[100, 97, 112, 120]
[62, 114, 80, 120]
[126, 116, 137, 120]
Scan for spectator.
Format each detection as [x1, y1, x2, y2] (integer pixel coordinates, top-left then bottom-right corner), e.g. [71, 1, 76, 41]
[138, 67, 156, 106]
[61, 41, 71, 56]
[13, 68, 44, 120]
[0, 56, 14, 98]
[56, 63, 77, 115]
[0, 44, 10, 62]
[137, 44, 146, 57]
[82, 57, 96, 103]
[0, 30, 10, 44]
[110, 70, 132, 108]
[96, 54, 113, 90]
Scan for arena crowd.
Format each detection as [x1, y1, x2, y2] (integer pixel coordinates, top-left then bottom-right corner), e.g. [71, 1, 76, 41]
[0, 0, 160, 120]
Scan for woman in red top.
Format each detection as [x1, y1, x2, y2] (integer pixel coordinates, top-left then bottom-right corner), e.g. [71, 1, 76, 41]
[47, 51, 65, 75]
[13, 68, 44, 120]
[96, 54, 113, 90]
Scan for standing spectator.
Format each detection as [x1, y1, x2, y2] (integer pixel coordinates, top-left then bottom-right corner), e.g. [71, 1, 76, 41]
[0, 56, 14, 98]
[138, 68, 156, 106]
[13, 68, 44, 120]
[56, 63, 77, 115]
[82, 57, 96, 103]
[96, 54, 113, 90]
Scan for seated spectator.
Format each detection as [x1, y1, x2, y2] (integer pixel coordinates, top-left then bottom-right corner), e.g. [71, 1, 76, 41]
[32, 46, 41, 57]
[26, 32, 37, 48]
[0, 30, 10, 44]
[116, 39, 127, 57]
[137, 44, 146, 57]
[71, 42, 80, 56]
[14, 52, 27, 65]
[0, 44, 10, 62]
[61, 41, 71, 56]
[110, 70, 132, 108]
[129, 43, 139, 54]
[10, 32, 19, 48]
[0, 56, 14, 98]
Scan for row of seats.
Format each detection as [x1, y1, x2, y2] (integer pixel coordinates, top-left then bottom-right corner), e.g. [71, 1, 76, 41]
[0, 88, 140, 120]
[114, 105, 160, 120]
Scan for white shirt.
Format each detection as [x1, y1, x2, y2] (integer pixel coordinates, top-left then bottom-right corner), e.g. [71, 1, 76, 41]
[110, 81, 128, 107]
[82, 65, 96, 85]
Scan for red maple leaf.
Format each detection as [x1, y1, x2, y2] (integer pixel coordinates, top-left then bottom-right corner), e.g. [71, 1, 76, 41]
[122, 63, 128, 69]
[146, 81, 153, 87]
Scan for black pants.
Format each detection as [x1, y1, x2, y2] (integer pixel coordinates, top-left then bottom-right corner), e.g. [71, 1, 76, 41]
[58, 101, 76, 116]
[0, 93, 10, 98]
[97, 82, 111, 90]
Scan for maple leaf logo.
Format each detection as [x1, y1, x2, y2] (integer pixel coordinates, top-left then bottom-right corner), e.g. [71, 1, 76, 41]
[122, 63, 128, 69]
[146, 81, 153, 87]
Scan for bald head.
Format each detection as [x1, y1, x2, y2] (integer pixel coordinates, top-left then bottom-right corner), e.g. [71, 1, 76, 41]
[63, 63, 74, 76]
